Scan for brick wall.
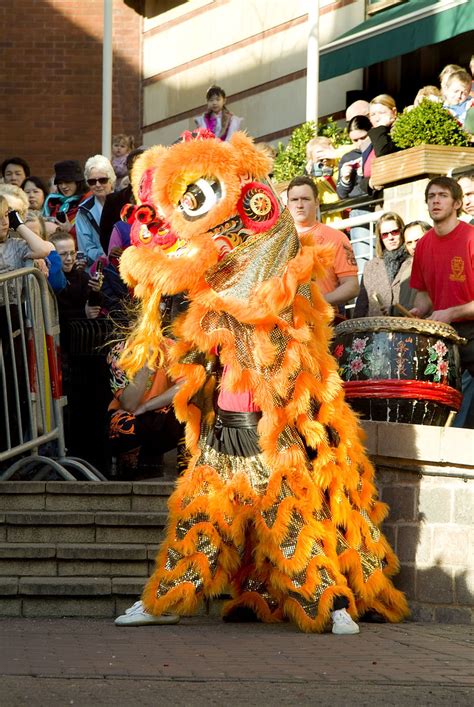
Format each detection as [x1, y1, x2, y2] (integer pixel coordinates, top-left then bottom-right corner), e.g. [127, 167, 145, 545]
[0, 0, 142, 182]
[382, 178, 431, 224]
[362, 421, 474, 624]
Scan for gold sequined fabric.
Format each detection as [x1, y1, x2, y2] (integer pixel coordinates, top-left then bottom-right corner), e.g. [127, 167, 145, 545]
[140, 207, 408, 630]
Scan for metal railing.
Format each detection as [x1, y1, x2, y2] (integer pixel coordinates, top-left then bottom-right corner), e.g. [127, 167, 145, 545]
[320, 197, 386, 315]
[321, 195, 384, 280]
[0, 267, 105, 481]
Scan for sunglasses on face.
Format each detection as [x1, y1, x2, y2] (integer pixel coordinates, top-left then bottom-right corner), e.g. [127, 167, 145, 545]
[87, 177, 109, 186]
[380, 229, 400, 239]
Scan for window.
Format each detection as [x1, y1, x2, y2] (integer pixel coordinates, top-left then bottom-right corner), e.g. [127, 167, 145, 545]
[366, 0, 408, 17]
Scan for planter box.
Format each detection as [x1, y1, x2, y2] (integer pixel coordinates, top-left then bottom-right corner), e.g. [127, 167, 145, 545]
[371, 144, 474, 188]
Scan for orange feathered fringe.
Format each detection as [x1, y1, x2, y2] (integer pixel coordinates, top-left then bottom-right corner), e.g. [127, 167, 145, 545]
[120, 133, 409, 632]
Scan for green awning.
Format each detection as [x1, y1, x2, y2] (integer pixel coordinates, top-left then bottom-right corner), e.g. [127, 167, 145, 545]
[319, 0, 474, 82]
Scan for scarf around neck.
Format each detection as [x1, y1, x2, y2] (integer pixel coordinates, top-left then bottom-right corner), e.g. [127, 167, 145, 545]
[383, 244, 408, 283]
[43, 191, 82, 217]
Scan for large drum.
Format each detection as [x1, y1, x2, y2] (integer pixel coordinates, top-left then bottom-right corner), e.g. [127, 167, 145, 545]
[332, 317, 466, 426]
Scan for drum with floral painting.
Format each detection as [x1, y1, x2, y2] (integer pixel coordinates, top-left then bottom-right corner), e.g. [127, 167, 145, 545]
[332, 317, 465, 425]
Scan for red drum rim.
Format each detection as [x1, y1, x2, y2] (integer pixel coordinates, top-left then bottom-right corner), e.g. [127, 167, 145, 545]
[343, 379, 463, 411]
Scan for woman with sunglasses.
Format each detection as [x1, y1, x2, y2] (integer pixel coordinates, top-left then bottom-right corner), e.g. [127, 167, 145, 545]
[354, 211, 415, 317]
[76, 154, 116, 269]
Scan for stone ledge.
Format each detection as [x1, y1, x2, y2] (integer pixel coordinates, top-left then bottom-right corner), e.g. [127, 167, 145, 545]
[22, 598, 114, 618]
[3, 511, 168, 527]
[0, 559, 57, 576]
[94, 512, 168, 526]
[45, 482, 133, 494]
[56, 544, 147, 560]
[0, 544, 56, 558]
[361, 421, 474, 473]
[57, 560, 148, 577]
[0, 482, 46, 493]
[0, 577, 18, 595]
[5, 512, 95, 525]
[44, 496, 132, 512]
[112, 577, 146, 594]
[19, 577, 111, 595]
[0, 495, 46, 511]
[132, 482, 175, 495]
[0, 598, 21, 616]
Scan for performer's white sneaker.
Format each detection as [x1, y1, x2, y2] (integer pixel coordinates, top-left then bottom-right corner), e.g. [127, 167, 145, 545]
[124, 599, 143, 615]
[331, 608, 360, 635]
[115, 601, 180, 627]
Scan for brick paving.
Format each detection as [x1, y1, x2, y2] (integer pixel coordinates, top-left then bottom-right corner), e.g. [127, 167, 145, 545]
[0, 616, 472, 705]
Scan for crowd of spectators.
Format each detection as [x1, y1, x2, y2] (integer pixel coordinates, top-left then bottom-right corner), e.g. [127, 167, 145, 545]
[1, 61, 474, 477]
[279, 59, 474, 429]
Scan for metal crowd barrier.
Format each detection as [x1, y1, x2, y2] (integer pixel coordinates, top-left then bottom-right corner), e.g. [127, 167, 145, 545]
[0, 267, 105, 481]
[320, 197, 386, 316]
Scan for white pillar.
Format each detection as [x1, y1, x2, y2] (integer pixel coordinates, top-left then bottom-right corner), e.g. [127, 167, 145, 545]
[306, 0, 320, 128]
[102, 0, 113, 157]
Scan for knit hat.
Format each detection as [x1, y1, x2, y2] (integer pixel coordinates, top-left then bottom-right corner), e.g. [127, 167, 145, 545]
[54, 160, 83, 184]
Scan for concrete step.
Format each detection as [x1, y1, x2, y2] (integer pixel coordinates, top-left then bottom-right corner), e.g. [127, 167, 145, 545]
[0, 576, 228, 618]
[0, 480, 182, 617]
[0, 542, 160, 577]
[0, 481, 174, 512]
[2, 511, 168, 544]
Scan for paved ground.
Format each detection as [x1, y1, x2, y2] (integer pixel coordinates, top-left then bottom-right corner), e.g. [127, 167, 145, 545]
[0, 617, 472, 706]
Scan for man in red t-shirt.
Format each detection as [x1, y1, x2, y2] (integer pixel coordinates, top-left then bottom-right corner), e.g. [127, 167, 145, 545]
[410, 176, 474, 375]
[287, 176, 359, 307]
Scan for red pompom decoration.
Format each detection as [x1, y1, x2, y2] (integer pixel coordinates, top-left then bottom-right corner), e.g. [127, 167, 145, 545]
[120, 203, 137, 224]
[135, 204, 157, 225]
[178, 128, 216, 143]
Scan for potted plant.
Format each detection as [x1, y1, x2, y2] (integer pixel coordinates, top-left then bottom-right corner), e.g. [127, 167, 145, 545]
[371, 100, 474, 187]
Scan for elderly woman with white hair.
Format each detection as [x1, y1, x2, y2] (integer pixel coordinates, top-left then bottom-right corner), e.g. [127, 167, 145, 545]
[76, 154, 116, 268]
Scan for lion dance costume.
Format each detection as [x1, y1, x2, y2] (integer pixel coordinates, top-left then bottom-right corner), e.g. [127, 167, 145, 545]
[117, 129, 409, 632]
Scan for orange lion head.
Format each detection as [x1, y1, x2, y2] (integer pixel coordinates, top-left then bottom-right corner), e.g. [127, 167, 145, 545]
[120, 130, 281, 292]
[118, 130, 281, 373]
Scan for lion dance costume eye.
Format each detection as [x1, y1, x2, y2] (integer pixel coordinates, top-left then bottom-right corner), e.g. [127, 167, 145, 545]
[116, 128, 409, 633]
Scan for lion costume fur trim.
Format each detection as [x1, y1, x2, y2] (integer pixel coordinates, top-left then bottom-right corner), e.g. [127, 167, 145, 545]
[119, 131, 409, 630]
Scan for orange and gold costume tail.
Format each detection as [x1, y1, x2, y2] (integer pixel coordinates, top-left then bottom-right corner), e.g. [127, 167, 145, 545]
[137, 211, 409, 632]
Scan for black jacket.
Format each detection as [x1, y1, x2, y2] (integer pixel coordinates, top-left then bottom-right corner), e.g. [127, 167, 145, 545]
[99, 185, 133, 253]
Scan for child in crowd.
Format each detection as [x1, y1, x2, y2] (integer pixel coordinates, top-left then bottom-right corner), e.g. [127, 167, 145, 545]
[194, 85, 243, 141]
[414, 85, 442, 107]
[439, 63, 464, 94]
[442, 69, 473, 129]
[305, 136, 342, 223]
[48, 230, 102, 324]
[111, 134, 135, 190]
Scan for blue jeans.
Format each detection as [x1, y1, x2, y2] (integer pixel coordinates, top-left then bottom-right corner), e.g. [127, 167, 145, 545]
[453, 370, 474, 429]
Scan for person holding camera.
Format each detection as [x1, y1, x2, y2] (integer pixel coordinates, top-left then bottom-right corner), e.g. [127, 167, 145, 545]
[305, 136, 343, 224]
[336, 115, 376, 271]
[42, 160, 88, 241]
[48, 231, 103, 324]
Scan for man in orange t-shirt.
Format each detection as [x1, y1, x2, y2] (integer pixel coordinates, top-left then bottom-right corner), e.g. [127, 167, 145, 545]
[287, 175, 359, 306]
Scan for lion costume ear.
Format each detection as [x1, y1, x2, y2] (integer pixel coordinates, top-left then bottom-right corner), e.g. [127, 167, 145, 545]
[229, 132, 273, 180]
[131, 145, 169, 204]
